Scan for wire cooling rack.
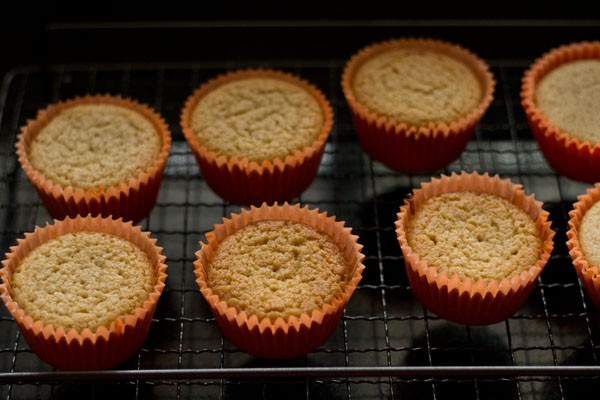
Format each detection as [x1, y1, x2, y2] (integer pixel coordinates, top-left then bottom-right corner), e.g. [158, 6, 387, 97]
[1, 58, 600, 400]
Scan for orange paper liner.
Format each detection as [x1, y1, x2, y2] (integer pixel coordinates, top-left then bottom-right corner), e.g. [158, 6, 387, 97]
[341, 38, 495, 173]
[395, 171, 554, 325]
[0, 215, 168, 370]
[180, 69, 333, 206]
[521, 41, 600, 183]
[16, 94, 172, 222]
[567, 183, 600, 309]
[194, 202, 365, 359]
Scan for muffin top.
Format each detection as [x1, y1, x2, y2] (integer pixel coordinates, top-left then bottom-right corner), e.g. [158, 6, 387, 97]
[190, 77, 324, 163]
[406, 192, 542, 281]
[11, 231, 156, 331]
[28, 104, 161, 190]
[352, 47, 482, 126]
[579, 200, 600, 269]
[536, 59, 600, 144]
[206, 220, 352, 321]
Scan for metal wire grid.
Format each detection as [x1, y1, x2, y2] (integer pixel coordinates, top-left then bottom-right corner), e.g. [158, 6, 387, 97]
[0, 60, 599, 400]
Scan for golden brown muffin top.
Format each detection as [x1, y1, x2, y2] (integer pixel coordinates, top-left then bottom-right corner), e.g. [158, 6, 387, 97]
[536, 59, 600, 143]
[352, 47, 482, 126]
[406, 192, 542, 281]
[190, 78, 323, 163]
[28, 104, 160, 189]
[206, 220, 352, 321]
[12, 232, 156, 331]
[580, 200, 600, 269]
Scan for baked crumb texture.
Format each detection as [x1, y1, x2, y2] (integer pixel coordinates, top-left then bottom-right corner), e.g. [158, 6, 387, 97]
[181, 70, 333, 206]
[568, 183, 600, 311]
[207, 220, 351, 321]
[521, 41, 600, 184]
[0, 216, 168, 370]
[16, 96, 172, 222]
[352, 47, 482, 126]
[12, 231, 156, 331]
[195, 203, 364, 359]
[396, 172, 555, 326]
[29, 104, 160, 189]
[536, 60, 600, 144]
[191, 78, 323, 163]
[407, 192, 542, 281]
[579, 200, 600, 269]
[341, 39, 494, 174]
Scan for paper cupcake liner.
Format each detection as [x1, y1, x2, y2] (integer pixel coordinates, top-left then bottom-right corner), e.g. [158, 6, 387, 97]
[194, 202, 365, 359]
[521, 41, 600, 183]
[341, 38, 495, 173]
[181, 69, 333, 206]
[395, 171, 554, 325]
[0, 215, 168, 370]
[567, 183, 600, 309]
[16, 94, 172, 222]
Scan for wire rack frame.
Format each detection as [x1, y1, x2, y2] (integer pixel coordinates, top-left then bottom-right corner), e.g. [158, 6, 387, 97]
[0, 60, 599, 400]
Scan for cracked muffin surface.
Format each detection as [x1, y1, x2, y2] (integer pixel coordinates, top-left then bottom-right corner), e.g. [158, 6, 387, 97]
[406, 192, 542, 281]
[190, 77, 323, 163]
[29, 104, 160, 189]
[12, 231, 156, 331]
[206, 220, 352, 321]
[352, 47, 482, 125]
[536, 59, 600, 143]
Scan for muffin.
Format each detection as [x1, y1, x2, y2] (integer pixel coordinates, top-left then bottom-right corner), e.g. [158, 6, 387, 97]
[567, 183, 600, 309]
[395, 172, 554, 325]
[0, 216, 168, 370]
[342, 38, 495, 173]
[194, 203, 365, 359]
[16, 94, 172, 222]
[181, 69, 333, 206]
[522, 41, 600, 183]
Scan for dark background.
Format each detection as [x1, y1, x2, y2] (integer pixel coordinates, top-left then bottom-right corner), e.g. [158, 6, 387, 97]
[1, 1, 598, 77]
